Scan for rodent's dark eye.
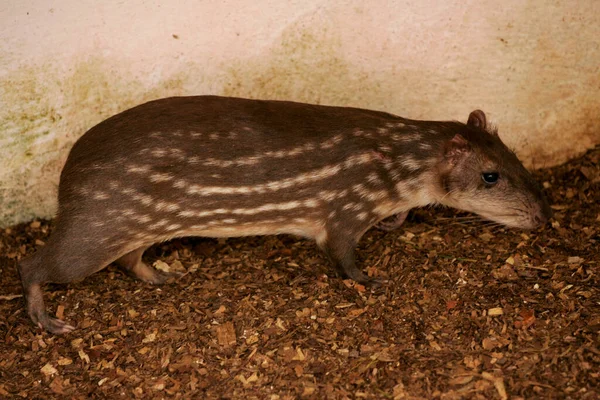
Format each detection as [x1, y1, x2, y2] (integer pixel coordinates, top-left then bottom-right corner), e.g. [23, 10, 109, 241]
[482, 172, 499, 185]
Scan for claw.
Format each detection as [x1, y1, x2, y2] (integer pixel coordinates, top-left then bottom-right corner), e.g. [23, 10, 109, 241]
[37, 315, 76, 334]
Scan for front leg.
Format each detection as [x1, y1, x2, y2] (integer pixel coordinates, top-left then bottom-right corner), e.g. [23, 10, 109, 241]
[375, 211, 409, 231]
[317, 229, 379, 286]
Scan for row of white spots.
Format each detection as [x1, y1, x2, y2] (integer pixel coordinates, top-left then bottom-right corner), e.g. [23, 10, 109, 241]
[176, 199, 320, 218]
[182, 152, 376, 196]
[188, 142, 318, 168]
[317, 189, 349, 202]
[137, 147, 186, 160]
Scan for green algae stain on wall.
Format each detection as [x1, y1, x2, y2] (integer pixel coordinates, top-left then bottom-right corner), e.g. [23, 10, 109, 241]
[0, 57, 192, 227]
[218, 22, 397, 110]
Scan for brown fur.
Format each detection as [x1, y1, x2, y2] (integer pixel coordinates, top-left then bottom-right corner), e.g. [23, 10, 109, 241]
[18, 96, 551, 334]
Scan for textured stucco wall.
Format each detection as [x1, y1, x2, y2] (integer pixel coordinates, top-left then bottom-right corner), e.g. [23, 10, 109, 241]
[1, 0, 599, 227]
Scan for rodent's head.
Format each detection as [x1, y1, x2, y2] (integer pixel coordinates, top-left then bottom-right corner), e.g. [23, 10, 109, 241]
[436, 110, 552, 229]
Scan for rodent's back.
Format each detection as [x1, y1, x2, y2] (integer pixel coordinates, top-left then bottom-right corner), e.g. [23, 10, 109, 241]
[62, 96, 409, 192]
[59, 96, 426, 242]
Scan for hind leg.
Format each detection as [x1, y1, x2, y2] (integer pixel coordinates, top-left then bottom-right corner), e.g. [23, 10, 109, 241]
[18, 241, 109, 334]
[21, 280, 75, 334]
[18, 222, 138, 334]
[115, 246, 183, 284]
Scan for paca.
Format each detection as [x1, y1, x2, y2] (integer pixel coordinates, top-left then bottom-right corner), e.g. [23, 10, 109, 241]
[18, 96, 551, 334]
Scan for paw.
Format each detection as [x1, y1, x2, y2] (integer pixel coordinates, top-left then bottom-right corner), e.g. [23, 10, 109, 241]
[375, 212, 408, 231]
[38, 316, 76, 335]
[147, 269, 185, 285]
[363, 276, 387, 288]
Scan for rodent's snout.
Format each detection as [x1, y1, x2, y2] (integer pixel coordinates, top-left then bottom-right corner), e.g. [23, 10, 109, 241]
[532, 198, 553, 228]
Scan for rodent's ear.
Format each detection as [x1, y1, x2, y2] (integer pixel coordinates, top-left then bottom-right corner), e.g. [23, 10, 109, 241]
[467, 110, 487, 130]
[444, 134, 471, 165]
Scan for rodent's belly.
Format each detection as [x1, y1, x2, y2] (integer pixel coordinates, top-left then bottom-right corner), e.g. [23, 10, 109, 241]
[174, 220, 327, 241]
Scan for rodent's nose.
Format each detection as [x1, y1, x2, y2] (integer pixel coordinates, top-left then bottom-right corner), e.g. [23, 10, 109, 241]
[533, 206, 551, 227]
[533, 214, 545, 226]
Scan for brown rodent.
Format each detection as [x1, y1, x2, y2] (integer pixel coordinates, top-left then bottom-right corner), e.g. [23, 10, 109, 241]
[18, 96, 552, 334]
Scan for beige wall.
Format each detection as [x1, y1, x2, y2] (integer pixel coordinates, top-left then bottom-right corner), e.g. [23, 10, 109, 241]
[1, 0, 599, 227]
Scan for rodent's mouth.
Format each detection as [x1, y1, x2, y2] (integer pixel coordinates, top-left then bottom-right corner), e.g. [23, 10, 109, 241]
[482, 212, 546, 230]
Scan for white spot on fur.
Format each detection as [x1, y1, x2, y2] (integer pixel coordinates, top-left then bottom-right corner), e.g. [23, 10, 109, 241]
[93, 191, 110, 200]
[131, 192, 153, 206]
[166, 224, 182, 231]
[400, 156, 421, 171]
[419, 143, 432, 150]
[303, 199, 319, 208]
[356, 212, 368, 221]
[173, 179, 187, 189]
[392, 133, 423, 143]
[127, 164, 151, 174]
[343, 202, 357, 211]
[165, 203, 180, 212]
[149, 219, 168, 230]
[169, 148, 186, 160]
[150, 173, 174, 183]
[367, 173, 381, 184]
[135, 214, 152, 223]
[152, 149, 167, 157]
[318, 190, 338, 201]
[320, 134, 343, 149]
